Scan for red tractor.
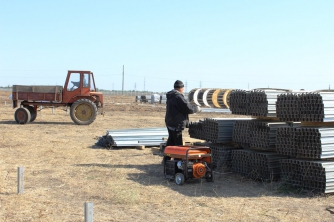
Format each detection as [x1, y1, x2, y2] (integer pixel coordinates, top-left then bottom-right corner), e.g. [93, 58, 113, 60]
[12, 70, 103, 125]
[163, 145, 214, 185]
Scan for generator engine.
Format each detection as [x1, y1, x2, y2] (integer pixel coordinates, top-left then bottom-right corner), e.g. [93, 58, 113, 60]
[163, 145, 214, 185]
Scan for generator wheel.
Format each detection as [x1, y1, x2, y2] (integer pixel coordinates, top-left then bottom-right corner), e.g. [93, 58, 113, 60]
[14, 107, 31, 124]
[206, 171, 214, 182]
[25, 106, 37, 122]
[175, 173, 185, 186]
[70, 99, 97, 125]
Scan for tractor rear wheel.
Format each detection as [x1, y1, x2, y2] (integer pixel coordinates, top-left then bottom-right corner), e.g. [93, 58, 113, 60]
[175, 173, 185, 185]
[70, 99, 97, 125]
[14, 107, 31, 124]
[25, 106, 37, 122]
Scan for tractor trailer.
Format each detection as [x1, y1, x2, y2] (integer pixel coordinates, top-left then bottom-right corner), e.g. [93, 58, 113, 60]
[12, 70, 104, 125]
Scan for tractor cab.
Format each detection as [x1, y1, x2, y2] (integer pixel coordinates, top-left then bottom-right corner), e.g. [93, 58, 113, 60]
[63, 70, 104, 108]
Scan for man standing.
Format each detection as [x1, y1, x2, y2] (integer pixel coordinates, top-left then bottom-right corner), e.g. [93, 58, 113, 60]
[165, 80, 201, 146]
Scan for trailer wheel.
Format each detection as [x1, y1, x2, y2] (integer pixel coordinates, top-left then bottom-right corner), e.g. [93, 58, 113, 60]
[70, 99, 97, 125]
[14, 107, 31, 124]
[206, 171, 214, 182]
[175, 173, 185, 185]
[25, 106, 37, 122]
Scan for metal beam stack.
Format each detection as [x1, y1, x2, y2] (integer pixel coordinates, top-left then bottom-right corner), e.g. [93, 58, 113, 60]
[232, 120, 288, 151]
[300, 92, 334, 122]
[232, 120, 253, 148]
[231, 149, 254, 177]
[229, 89, 249, 115]
[232, 149, 287, 181]
[96, 128, 168, 148]
[276, 127, 334, 159]
[276, 93, 301, 121]
[188, 120, 205, 140]
[280, 159, 334, 193]
[201, 118, 237, 143]
[276, 127, 299, 157]
[276, 92, 334, 122]
[248, 89, 287, 117]
[249, 122, 289, 151]
[298, 127, 334, 159]
[189, 118, 244, 143]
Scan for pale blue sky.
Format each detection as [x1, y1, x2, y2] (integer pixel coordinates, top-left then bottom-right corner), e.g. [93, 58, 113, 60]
[0, 1, 333, 92]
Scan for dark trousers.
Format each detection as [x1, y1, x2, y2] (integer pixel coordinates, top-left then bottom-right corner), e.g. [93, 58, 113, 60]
[166, 128, 183, 146]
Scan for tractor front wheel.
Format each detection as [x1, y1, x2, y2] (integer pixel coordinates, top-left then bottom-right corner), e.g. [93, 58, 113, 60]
[70, 99, 97, 125]
[175, 173, 185, 186]
[14, 107, 31, 124]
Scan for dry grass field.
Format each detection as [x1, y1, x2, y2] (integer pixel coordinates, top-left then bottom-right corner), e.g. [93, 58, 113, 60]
[1, 90, 334, 222]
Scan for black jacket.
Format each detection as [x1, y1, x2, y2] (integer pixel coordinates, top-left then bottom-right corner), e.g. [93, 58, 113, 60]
[165, 89, 198, 131]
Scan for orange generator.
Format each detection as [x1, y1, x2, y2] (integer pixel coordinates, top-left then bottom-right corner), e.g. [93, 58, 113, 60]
[163, 145, 214, 185]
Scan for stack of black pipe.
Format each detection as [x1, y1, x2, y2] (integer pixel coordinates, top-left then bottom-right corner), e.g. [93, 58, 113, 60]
[248, 89, 286, 117]
[280, 159, 334, 193]
[189, 118, 240, 143]
[231, 149, 287, 181]
[276, 127, 334, 159]
[230, 89, 288, 117]
[249, 122, 288, 151]
[232, 120, 288, 151]
[229, 90, 249, 115]
[188, 120, 205, 140]
[276, 92, 334, 122]
[276, 93, 301, 121]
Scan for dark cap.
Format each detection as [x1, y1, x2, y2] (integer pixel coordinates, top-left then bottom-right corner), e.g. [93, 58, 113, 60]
[174, 80, 184, 88]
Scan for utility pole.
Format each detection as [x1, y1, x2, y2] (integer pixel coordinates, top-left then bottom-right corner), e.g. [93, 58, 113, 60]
[144, 78, 146, 91]
[122, 65, 124, 95]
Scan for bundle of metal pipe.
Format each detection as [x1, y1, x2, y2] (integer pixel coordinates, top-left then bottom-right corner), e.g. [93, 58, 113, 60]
[232, 119, 254, 148]
[96, 127, 168, 148]
[276, 127, 299, 157]
[276, 127, 334, 159]
[276, 92, 334, 122]
[189, 118, 250, 143]
[280, 159, 334, 193]
[188, 120, 205, 140]
[194, 142, 237, 171]
[229, 89, 249, 115]
[300, 92, 334, 122]
[201, 118, 236, 143]
[276, 93, 301, 121]
[231, 149, 287, 181]
[249, 121, 289, 151]
[248, 89, 287, 117]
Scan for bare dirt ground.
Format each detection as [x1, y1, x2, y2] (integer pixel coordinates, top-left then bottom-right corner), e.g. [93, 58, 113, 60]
[1, 90, 334, 222]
